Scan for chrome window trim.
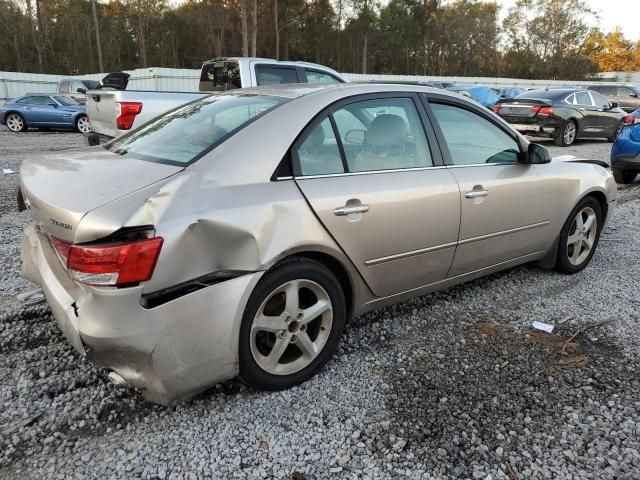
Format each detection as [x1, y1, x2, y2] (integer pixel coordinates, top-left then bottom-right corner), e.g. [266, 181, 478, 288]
[293, 165, 448, 180]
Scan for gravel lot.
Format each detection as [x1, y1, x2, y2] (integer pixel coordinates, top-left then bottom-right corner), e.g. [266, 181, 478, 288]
[1, 127, 639, 480]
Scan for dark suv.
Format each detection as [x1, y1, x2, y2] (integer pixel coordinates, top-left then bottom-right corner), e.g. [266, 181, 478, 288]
[588, 85, 640, 113]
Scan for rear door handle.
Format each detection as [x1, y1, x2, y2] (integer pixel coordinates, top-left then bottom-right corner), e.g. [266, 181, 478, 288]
[464, 190, 489, 199]
[334, 204, 369, 216]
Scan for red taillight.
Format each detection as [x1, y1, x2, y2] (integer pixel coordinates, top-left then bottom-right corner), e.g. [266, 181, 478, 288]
[492, 103, 501, 113]
[623, 114, 640, 126]
[531, 105, 553, 116]
[116, 102, 143, 130]
[52, 237, 163, 287]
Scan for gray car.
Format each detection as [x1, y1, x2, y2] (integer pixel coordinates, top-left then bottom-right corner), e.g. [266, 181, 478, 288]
[588, 84, 640, 113]
[20, 84, 616, 404]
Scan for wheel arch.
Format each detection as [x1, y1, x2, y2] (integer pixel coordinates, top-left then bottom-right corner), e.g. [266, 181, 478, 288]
[4, 110, 27, 125]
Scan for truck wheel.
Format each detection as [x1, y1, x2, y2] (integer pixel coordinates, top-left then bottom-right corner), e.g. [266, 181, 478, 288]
[554, 120, 577, 147]
[612, 169, 637, 184]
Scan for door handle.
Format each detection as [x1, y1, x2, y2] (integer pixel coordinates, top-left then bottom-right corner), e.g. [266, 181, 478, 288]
[464, 190, 489, 199]
[334, 204, 369, 216]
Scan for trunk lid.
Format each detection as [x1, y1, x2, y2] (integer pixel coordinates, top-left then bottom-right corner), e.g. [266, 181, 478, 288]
[497, 98, 553, 123]
[99, 72, 130, 90]
[20, 148, 183, 243]
[86, 90, 119, 138]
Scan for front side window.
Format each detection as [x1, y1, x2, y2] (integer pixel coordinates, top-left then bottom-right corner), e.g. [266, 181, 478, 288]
[255, 66, 298, 86]
[430, 102, 520, 165]
[106, 94, 284, 165]
[332, 98, 433, 173]
[590, 91, 610, 108]
[295, 118, 344, 176]
[305, 70, 341, 84]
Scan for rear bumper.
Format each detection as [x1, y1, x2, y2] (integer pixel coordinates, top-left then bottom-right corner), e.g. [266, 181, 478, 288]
[611, 128, 640, 171]
[84, 132, 114, 146]
[21, 224, 262, 405]
[502, 118, 562, 135]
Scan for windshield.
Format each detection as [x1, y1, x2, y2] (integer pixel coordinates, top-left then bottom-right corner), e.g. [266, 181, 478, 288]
[105, 94, 284, 165]
[54, 96, 80, 106]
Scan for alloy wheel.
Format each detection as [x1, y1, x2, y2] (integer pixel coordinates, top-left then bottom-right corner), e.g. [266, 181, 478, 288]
[563, 122, 576, 145]
[250, 279, 333, 376]
[77, 116, 91, 134]
[567, 206, 597, 266]
[6, 114, 24, 132]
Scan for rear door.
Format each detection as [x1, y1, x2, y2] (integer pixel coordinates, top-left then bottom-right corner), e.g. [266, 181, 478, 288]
[293, 93, 461, 297]
[424, 96, 553, 277]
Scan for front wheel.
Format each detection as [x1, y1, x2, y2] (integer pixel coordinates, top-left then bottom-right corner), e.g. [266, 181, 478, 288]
[5, 113, 27, 132]
[239, 258, 346, 391]
[75, 115, 91, 134]
[555, 197, 602, 274]
[554, 120, 577, 147]
[613, 169, 637, 184]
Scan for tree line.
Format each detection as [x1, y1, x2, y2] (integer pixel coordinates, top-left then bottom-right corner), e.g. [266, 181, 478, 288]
[1, 0, 639, 80]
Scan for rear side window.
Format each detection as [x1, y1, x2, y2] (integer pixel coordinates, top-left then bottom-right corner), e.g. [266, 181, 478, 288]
[304, 70, 341, 84]
[256, 66, 298, 86]
[430, 102, 520, 165]
[199, 61, 241, 92]
[105, 94, 284, 165]
[53, 96, 80, 106]
[575, 92, 592, 106]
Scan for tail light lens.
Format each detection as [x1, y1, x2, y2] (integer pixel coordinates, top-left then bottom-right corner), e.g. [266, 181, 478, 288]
[492, 103, 501, 113]
[623, 114, 640, 126]
[52, 237, 163, 287]
[115, 101, 143, 130]
[531, 106, 553, 116]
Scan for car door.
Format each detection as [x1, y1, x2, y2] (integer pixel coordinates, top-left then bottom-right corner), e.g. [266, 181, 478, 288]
[293, 94, 461, 297]
[573, 90, 599, 136]
[22, 96, 63, 126]
[424, 96, 553, 277]
[589, 91, 623, 137]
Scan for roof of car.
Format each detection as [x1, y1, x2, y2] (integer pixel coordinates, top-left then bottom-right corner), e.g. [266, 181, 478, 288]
[518, 88, 585, 99]
[236, 82, 445, 100]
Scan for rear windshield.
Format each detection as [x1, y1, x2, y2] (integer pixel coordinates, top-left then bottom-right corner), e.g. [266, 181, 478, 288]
[200, 61, 241, 92]
[105, 94, 284, 165]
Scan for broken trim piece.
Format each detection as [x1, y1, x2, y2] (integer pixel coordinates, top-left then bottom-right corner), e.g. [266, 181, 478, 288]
[140, 270, 250, 309]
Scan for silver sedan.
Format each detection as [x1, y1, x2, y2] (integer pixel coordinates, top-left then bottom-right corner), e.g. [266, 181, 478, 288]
[19, 84, 616, 404]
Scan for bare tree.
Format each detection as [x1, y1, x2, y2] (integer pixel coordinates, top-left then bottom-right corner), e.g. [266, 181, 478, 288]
[273, 0, 279, 59]
[250, 0, 257, 56]
[90, 0, 104, 71]
[241, 0, 248, 56]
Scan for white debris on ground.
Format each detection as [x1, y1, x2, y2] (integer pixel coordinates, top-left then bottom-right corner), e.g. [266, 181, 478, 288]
[0, 127, 638, 480]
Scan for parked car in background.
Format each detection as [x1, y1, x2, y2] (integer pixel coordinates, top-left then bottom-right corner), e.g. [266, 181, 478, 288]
[494, 88, 626, 146]
[0, 94, 90, 133]
[588, 85, 640, 113]
[85, 57, 346, 145]
[20, 83, 615, 404]
[611, 108, 640, 183]
[447, 85, 499, 109]
[498, 87, 526, 101]
[57, 78, 101, 104]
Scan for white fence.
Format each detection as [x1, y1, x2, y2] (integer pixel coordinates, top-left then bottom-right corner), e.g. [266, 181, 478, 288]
[1, 68, 637, 102]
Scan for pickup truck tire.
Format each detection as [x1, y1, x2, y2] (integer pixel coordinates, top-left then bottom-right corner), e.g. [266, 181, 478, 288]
[554, 120, 577, 147]
[6, 113, 27, 132]
[75, 115, 91, 134]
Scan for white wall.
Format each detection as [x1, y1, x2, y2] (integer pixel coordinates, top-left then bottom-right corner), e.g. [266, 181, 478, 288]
[1, 68, 637, 101]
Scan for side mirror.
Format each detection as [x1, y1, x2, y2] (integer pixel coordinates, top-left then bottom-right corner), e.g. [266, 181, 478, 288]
[610, 102, 619, 109]
[76, 87, 87, 94]
[344, 129, 365, 145]
[630, 92, 638, 98]
[48, 102, 58, 107]
[527, 143, 551, 164]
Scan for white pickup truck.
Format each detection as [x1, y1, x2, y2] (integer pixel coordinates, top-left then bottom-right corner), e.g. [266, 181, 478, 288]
[85, 57, 346, 145]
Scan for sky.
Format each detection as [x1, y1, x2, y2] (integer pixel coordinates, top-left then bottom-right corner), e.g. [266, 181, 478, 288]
[496, 0, 640, 41]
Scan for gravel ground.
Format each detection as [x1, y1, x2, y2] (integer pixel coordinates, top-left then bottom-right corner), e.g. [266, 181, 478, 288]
[1, 127, 639, 480]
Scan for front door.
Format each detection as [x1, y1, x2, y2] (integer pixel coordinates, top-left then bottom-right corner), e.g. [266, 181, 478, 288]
[293, 95, 461, 297]
[426, 99, 553, 277]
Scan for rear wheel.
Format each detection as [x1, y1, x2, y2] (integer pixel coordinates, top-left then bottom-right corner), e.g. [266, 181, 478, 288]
[6, 113, 27, 132]
[75, 115, 91, 134]
[612, 169, 637, 184]
[608, 121, 624, 142]
[239, 258, 346, 390]
[555, 197, 602, 274]
[554, 120, 577, 147]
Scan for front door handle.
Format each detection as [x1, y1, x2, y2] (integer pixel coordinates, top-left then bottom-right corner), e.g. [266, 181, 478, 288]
[464, 190, 489, 199]
[334, 204, 369, 216]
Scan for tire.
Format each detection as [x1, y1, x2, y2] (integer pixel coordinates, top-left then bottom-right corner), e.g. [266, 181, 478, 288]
[239, 257, 346, 391]
[612, 169, 637, 184]
[554, 119, 577, 147]
[608, 121, 623, 142]
[555, 196, 602, 274]
[5, 113, 27, 132]
[75, 115, 91, 134]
